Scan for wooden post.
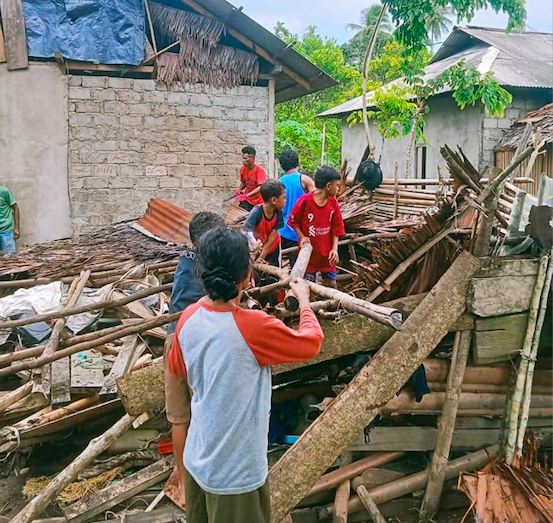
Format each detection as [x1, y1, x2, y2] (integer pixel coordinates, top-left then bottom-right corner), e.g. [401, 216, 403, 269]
[268, 251, 481, 522]
[321, 122, 327, 166]
[351, 476, 386, 523]
[284, 243, 313, 311]
[393, 164, 399, 219]
[0, 0, 28, 70]
[268, 77, 276, 179]
[0, 21, 6, 63]
[505, 254, 549, 463]
[10, 413, 136, 523]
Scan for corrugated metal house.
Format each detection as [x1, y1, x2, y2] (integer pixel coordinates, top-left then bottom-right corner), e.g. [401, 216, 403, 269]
[319, 26, 553, 190]
[0, 0, 335, 244]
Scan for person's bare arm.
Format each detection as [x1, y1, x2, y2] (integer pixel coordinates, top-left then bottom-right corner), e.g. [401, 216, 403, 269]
[172, 421, 189, 504]
[11, 204, 20, 240]
[294, 227, 310, 246]
[328, 234, 339, 266]
[258, 229, 278, 261]
[301, 174, 316, 193]
[246, 186, 262, 198]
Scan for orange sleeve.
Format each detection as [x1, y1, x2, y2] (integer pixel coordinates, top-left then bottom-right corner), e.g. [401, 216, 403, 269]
[167, 302, 202, 377]
[234, 307, 324, 366]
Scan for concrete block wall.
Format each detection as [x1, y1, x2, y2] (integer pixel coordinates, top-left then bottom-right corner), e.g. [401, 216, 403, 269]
[480, 94, 546, 169]
[68, 77, 270, 233]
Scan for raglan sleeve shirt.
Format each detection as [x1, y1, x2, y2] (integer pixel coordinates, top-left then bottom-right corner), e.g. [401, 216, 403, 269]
[331, 197, 346, 237]
[287, 194, 306, 233]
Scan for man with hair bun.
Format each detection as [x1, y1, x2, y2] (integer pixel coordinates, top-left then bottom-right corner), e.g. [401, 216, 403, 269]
[168, 227, 323, 522]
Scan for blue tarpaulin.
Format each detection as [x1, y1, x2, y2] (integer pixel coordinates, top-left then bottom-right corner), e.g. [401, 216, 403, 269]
[22, 0, 145, 66]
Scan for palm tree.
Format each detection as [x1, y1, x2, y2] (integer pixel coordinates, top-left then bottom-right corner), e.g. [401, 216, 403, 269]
[346, 4, 393, 37]
[425, 5, 454, 43]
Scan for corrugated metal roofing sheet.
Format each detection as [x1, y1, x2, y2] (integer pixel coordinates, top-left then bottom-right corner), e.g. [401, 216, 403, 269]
[135, 198, 192, 245]
[320, 26, 553, 117]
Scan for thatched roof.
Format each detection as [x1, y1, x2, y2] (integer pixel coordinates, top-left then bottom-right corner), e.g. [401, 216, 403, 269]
[497, 104, 553, 150]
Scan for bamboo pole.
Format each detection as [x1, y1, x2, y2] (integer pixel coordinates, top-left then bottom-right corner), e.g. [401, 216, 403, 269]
[393, 164, 399, 220]
[10, 413, 136, 523]
[351, 476, 386, 523]
[0, 283, 173, 331]
[268, 252, 481, 522]
[320, 445, 499, 519]
[306, 453, 404, 498]
[307, 281, 403, 330]
[0, 312, 181, 378]
[505, 254, 549, 463]
[0, 381, 33, 413]
[515, 249, 553, 456]
[332, 452, 352, 523]
[284, 243, 313, 311]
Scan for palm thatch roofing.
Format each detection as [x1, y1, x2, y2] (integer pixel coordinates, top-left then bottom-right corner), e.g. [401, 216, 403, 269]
[497, 104, 553, 150]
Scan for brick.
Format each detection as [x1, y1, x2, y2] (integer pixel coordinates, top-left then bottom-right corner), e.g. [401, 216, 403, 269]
[253, 97, 268, 109]
[120, 115, 144, 127]
[104, 101, 128, 114]
[92, 114, 119, 127]
[68, 76, 82, 87]
[146, 165, 168, 176]
[144, 91, 167, 103]
[211, 95, 234, 107]
[223, 108, 245, 120]
[151, 103, 176, 116]
[71, 165, 94, 177]
[182, 177, 203, 188]
[497, 119, 512, 129]
[108, 78, 134, 89]
[76, 101, 102, 113]
[128, 104, 151, 115]
[234, 96, 254, 108]
[120, 165, 144, 177]
[110, 177, 135, 189]
[125, 140, 143, 152]
[189, 93, 212, 105]
[134, 79, 156, 91]
[176, 105, 201, 117]
[80, 152, 107, 164]
[70, 177, 84, 189]
[93, 89, 117, 101]
[69, 87, 91, 100]
[106, 152, 131, 164]
[505, 108, 521, 119]
[70, 141, 94, 153]
[134, 177, 161, 189]
[181, 152, 202, 165]
[69, 113, 93, 126]
[203, 176, 220, 187]
[94, 141, 118, 151]
[245, 109, 267, 121]
[144, 116, 167, 128]
[85, 178, 110, 189]
[159, 177, 182, 188]
[189, 117, 213, 130]
[202, 153, 224, 165]
[167, 92, 190, 104]
[156, 153, 179, 165]
[94, 165, 118, 177]
[199, 106, 223, 118]
[117, 90, 143, 102]
[82, 76, 108, 88]
[483, 118, 498, 128]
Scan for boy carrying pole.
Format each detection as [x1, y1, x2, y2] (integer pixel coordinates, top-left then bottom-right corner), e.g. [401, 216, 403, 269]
[288, 165, 345, 288]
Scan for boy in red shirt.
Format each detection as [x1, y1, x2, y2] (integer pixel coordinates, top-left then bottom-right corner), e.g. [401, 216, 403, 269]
[288, 165, 345, 288]
[243, 180, 286, 267]
[235, 146, 267, 211]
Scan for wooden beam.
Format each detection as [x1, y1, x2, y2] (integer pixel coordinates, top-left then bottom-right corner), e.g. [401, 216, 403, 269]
[64, 60, 154, 74]
[100, 336, 144, 400]
[51, 357, 71, 408]
[175, 0, 311, 90]
[268, 77, 276, 178]
[0, 0, 28, 70]
[71, 350, 104, 394]
[0, 21, 7, 63]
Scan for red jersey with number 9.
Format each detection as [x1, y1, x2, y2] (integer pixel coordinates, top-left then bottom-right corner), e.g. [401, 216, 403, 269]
[287, 192, 345, 273]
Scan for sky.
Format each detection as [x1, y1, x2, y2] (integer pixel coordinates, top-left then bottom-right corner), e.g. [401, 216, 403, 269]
[235, 0, 552, 44]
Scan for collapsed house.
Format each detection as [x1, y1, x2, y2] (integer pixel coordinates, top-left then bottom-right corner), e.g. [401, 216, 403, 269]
[1, 106, 552, 521]
[319, 26, 553, 190]
[0, 0, 335, 244]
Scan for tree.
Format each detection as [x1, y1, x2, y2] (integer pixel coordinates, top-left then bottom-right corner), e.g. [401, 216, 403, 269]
[426, 5, 454, 42]
[274, 25, 361, 174]
[346, 4, 393, 35]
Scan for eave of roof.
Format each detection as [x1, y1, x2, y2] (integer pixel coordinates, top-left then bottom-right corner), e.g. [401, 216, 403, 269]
[169, 0, 337, 102]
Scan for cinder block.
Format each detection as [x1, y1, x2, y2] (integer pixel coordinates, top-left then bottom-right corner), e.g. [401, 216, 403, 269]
[176, 105, 201, 117]
[106, 152, 131, 164]
[68, 76, 82, 87]
[69, 87, 91, 100]
[120, 165, 144, 177]
[110, 177, 135, 189]
[128, 104, 151, 115]
[92, 89, 117, 101]
[483, 118, 498, 128]
[144, 91, 167, 103]
[71, 165, 94, 177]
[156, 153, 179, 165]
[95, 165, 118, 177]
[108, 78, 134, 89]
[181, 152, 203, 165]
[92, 114, 119, 127]
[135, 177, 161, 188]
[151, 103, 176, 116]
[199, 106, 223, 118]
[94, 141, 118, 152]
[146, 166, 168, 176]
[69, 177, 84, 189]
[134, 79, 156, 91]
[120, 115, 144, 127]
[104, 101, 129, 114]
[182, 177, 203, 188]
[76, 101, 102, 113]
[159, 177, 182, 188]
[212, 95, 234, 107]
[189, 93, 212, 106]
[498, 119, 512, 129]
[69, 113, 93, 126]
[85, 178, 110, 189]
[168, 92, 190, 104]
[80, 152, 108, 164]
[117, 90, 143, 102]
[82, 76, 108, 88]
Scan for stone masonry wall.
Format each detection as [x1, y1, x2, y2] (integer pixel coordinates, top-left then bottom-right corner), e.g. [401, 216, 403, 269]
[68, 76, 269, 234]
[480, 92, 550, 169]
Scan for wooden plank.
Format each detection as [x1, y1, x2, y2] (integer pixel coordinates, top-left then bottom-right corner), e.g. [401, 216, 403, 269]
[473, 313, 528, 365]
[455, 416, 553, 429]
[468, 275, 536, 317]
[65, 60, 154, 74]
[0, 21, 6, 63]
[63, 456, 174, 523]
[0, 0, 28, 70]
[99, 336, 144, 400]
[51, 357, 71, 407]
[71, 350, 104, 393]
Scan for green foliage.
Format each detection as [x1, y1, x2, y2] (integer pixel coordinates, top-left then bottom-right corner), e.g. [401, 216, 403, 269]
[387, 0, 526, 51]
[368, 39, 432, 83]
[274, 25, 361, 173]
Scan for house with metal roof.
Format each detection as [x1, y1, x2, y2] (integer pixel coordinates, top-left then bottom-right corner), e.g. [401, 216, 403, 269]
[0, 0, 335, 244]
[319, 26, 552, 190]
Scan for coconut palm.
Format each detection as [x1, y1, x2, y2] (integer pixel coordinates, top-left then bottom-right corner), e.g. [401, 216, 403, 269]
[425, 5, 454, 42]
[346, 4, 393, 37]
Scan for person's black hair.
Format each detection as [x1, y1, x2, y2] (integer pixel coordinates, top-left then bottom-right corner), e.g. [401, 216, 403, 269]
[315, 165, 341, 189]
[241, 146, 256, 156]
[189, 211, 225, 246]
[355, 159, 383, 191]
[279, 149, 299, 172]
[197, 227, 251, 302]
[260, 180, 285, 202]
